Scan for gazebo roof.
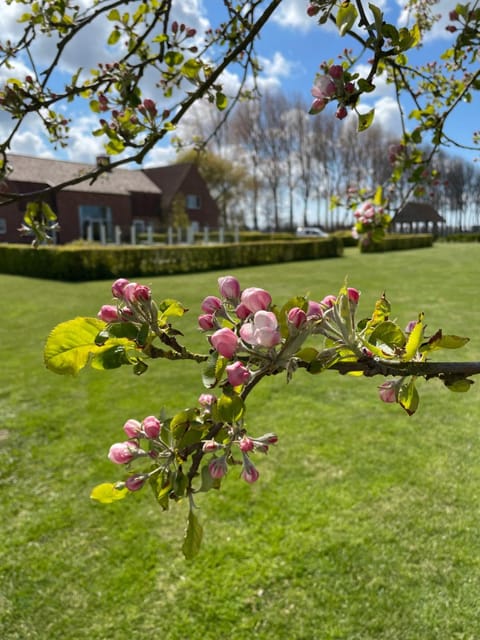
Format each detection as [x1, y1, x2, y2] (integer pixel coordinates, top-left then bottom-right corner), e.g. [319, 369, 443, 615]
[393, 202, 445, 223]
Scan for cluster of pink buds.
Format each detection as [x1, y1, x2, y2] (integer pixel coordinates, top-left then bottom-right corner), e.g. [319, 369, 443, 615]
[309, 64, 356, 119]
[97, 277, 154, 325]
[203, 432, 278, 484]
[108, 415, 167, 493]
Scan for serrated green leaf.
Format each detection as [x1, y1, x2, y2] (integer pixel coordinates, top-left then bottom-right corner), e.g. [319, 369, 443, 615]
[437, 334, 469, 349]
[158, 298, 187, 321]
[181, 59, 203, 80]
[369, 321, 406, 350]
[403, 313, 424, 361]
[170, 408, 199, 438]
[182, 508, 203, 559]
[44, 317, 135, 375]
[90, 482, 128, 503]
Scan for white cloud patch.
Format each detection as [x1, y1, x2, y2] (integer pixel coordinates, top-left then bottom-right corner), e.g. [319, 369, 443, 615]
[271, 0, 313, 31]
[396, 0, 457, 41]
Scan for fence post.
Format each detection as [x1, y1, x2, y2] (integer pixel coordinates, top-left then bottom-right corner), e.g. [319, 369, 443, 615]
[234, 224, 239, 243]
[130, 225, 136, 245]
[203, 226, 209, 244]
[177, 227, 182, 244]
[100, 223, 106, 245]
[147, 225, 153, 244]
[87, 223, 93, 242]
[115, 226, 122, 245]
[187, 225, 194, 244]
[167, 227, 173, 245]
[219, 227, 224, 243]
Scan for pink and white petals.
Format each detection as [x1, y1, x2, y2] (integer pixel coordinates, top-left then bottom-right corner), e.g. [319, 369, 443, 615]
[210, 327, 238, 359]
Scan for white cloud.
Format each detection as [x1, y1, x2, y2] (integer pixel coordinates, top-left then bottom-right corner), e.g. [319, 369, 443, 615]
[271, 0, 313, 31]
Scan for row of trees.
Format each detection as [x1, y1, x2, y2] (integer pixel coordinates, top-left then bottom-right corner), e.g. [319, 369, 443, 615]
[178, 90, 480, 232]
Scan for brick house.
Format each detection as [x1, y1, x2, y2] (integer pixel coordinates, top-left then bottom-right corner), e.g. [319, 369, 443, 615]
[0, 155, 220, 244]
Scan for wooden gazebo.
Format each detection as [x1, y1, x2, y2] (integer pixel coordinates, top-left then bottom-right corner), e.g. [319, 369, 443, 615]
[392, 202, 445, 234]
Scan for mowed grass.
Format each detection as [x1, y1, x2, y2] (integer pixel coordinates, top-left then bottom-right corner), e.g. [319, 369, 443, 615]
[2, 244, 480, 640]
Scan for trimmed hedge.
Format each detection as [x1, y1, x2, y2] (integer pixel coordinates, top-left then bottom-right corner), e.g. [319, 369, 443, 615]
[360, 233, 434, 253]
[0, 237, 343, 281]
[439, 233, 480, 242]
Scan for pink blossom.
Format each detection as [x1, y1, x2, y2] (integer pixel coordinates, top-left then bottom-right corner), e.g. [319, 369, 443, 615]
[347, 287, 360, 304]
[108, 441, 140, 465]
[198, 393, 217, 407]
[240, 310, 281, 348]
[142, 415, 161, 439]
[209, 456, 228, 479]
[97, 304, 119, 323]
[202, 440, 222, 453]
[241, 455, 259, 483]
[287, 306, 307, 329]
[198, 314, 215, 330]
[226, 361, 250, 387]
[201, 295, 222, 314]
[125, 474, 148, 491]
[241, 287, 272, 313]
[378, 381, 397, 403]
[335, 105, 348, 120]
[123, 282, 151, 303]
[239, 436, 254, 452]
[112, 278, 129, 298]
[255, 433, 278, 445]
[218, 275, 241, 300]
[405, 320, 417, 333]
[310, 75, 336, 113]
[235, 303, 251, 320]
[210, 327, 238, 359]
[307, 300, 323, 319]
[321, 295, 337, 308]
[123, 418, 142, 439]
[329, 64, 344, 80]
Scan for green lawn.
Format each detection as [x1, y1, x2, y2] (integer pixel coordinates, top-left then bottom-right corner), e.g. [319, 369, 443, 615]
[2, 244, 480, 640]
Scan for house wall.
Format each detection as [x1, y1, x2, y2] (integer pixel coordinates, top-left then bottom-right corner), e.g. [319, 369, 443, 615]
[181, 167, 219, 229]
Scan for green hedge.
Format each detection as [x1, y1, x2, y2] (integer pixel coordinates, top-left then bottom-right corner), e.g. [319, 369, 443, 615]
[439, 233, 480, 242]
[360, 233, 434, 253]
[0, 237, 343, 281]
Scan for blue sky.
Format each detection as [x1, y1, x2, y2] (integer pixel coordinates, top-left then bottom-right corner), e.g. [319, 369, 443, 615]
[0, 0, 477, 166]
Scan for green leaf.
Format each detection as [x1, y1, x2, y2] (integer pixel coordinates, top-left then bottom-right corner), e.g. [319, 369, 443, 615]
[398, 378, 419, 415]
[202, 351, 219, 388]
[369, 321, 406, 351]
[170, 408, 199, 438]
[182, 507, 203, 560]
[444, 378, 474, 393]
[181, 59, 203, 80]
[357, 109, 375, 132]
[437, 334, 469, 349]
[336, 2, 358, 36]
[403, 313, 424, 361]
[90, 483, 128, 503]
[165, 51, 184, 67]
[215, 92, 228, 111]
[217, 392, 245, 422]
[107, 28, 121, 46]
[296, 347, 319, 363]
[43, 317, 135, 375]
[158, 298, 187, 321]
[91, 345, 128, 370]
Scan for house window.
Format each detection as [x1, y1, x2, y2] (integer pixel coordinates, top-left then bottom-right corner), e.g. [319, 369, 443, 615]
[0, 218, 6, 234]
[79, 204, 112, 242]
[186, 194, 201, 210]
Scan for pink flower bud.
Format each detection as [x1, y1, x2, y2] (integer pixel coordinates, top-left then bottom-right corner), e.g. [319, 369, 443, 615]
[307, 4, 319, 17]
[241, 455, 259, 483]
[123, 282, 144, 303]
[378, 381, 397, 403]
[307, 300, 323, 319]
[287, 307, 307, 329]
[239, 436, 254, 452]
[241, 287, 272, 313]
[210, 328, 238, 359]
[235, 303, 251, 320]
[97, 304, 119, 323]
[255, 433, 278, 445]
[449, 10, 458, 20]
[123, 419, 142, 439]
[125, 474, 148, 491]
[335, 105, 348, 120]
[321, 295, 337, 308]
[198, 393, 217, 407]
[226, 361, 250, 387]
[112, 278, 129, 298]
[218, 275, 241, 300]
[142, 98, 157, 115]
[201, 295, 222, 313]
[142, 415, 161, 439]
[108, 441, 140, 464]
[329, 65, 344, 79]
[209, 456, 227, 479]
[347, 287, 360, 304]
[186, 27, 196, 37]
[202, 440, 222, 453]
[133, 284, 151, 301]
[405, 320, 417, 333]
[198, 314, 215, 330]
[171, 20, 178, 33]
